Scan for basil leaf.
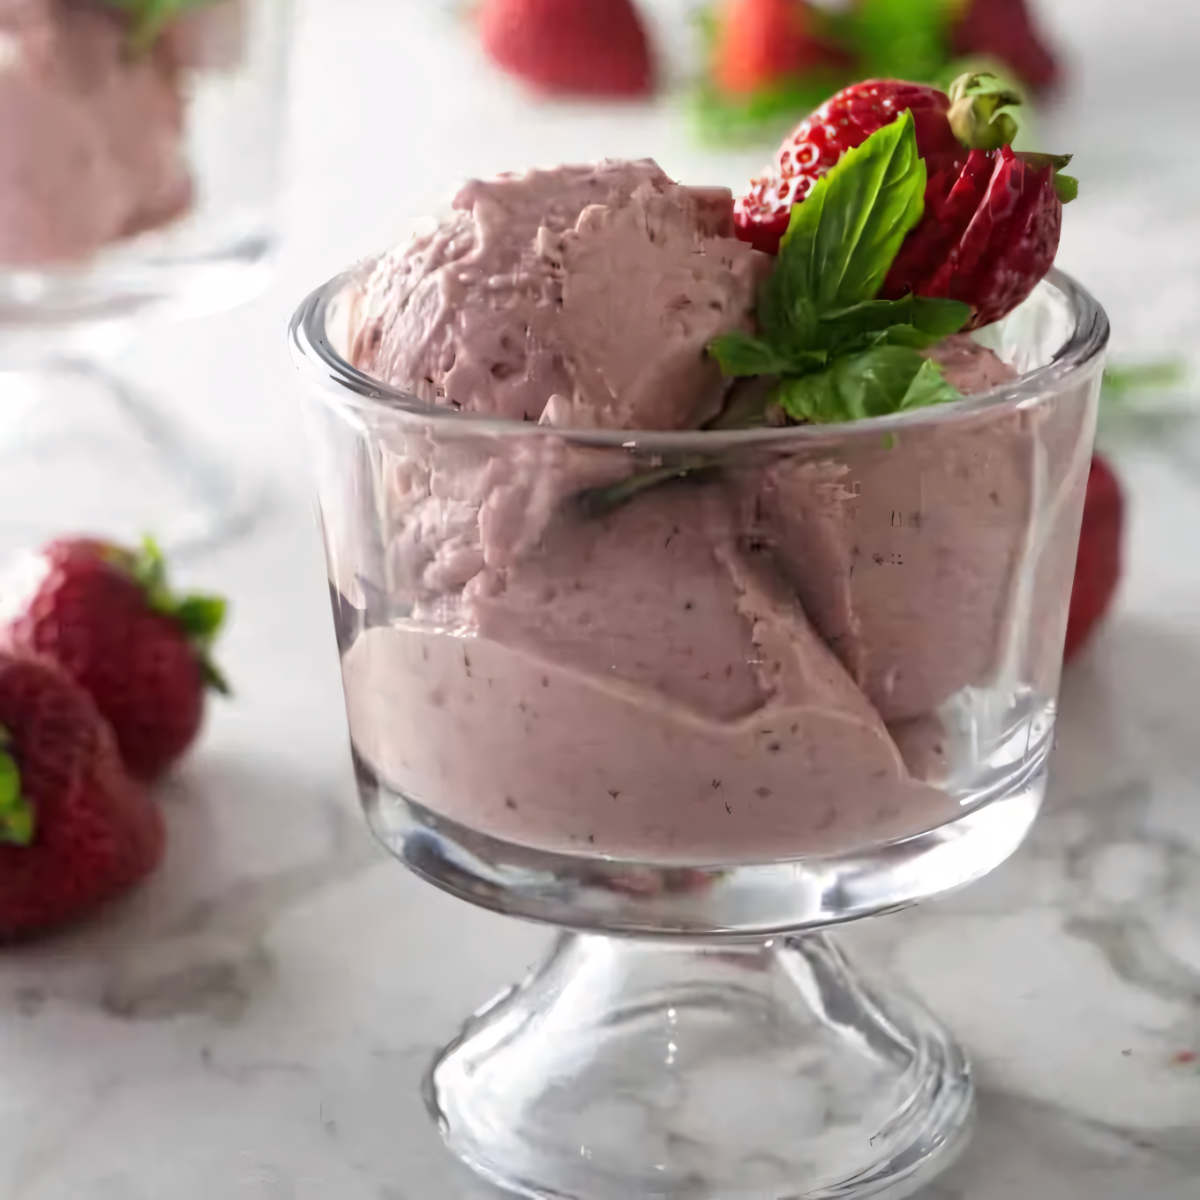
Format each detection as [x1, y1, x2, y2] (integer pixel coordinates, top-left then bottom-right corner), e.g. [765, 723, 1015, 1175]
[848, 0, 954, 82]
[756, 277, 821, 350]
[900, 357, 962, 409]
[1102, 360, 1186, 396]
[777, 110, 927, 312]
[707, 115, 972, 427]
[819, 295, 971, 352]
[707, 332, 795, 378]
[774, 346, 960, 424]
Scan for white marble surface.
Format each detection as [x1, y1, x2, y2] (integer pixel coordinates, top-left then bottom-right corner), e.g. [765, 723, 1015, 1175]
[2, 0, 1200, 1196]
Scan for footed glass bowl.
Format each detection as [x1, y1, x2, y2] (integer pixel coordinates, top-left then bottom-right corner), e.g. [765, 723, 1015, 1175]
[0, 0, 294, 553]
[291, 268, 1107, 1199]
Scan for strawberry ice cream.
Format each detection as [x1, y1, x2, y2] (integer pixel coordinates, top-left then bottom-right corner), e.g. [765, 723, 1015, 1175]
[327, 159, 1096, 863]
[347, 160, 767, 430]
[0, 0, 191, 266]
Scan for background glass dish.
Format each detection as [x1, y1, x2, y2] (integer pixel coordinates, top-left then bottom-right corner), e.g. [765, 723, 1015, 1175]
[292, 268, 1108, 1199]
[0, 0, 294, 554]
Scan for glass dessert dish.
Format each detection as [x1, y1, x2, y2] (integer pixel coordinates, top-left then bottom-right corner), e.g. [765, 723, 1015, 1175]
[0, 0, 293, 553]
[291, 262, 1108, 1198]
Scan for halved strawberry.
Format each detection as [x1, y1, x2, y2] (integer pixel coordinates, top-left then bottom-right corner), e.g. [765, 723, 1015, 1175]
[734, 78, 964, 253]
[896, 145, 1063, 328]
[883, 146, 993, 302]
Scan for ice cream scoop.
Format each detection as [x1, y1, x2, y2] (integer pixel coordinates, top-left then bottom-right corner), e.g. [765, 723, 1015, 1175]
[346, 160, 769, 430]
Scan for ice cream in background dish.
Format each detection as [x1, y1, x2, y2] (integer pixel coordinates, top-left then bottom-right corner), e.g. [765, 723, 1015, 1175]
[326, 74, 1096, 862]
[0, 0, 245, 268]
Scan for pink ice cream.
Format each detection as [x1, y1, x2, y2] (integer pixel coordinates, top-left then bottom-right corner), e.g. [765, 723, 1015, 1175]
[348, 160, 768, 429]
[0, 0, 191, 266]
[332, 160, 1095, 863]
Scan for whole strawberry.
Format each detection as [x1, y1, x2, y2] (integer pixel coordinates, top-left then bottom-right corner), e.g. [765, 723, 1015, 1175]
[1064, 454, 1123, 661]
[0, 653, 162, 940]
[735, 73, 1075, 328]
[711, 0, 849, 96]
[478, 0, 655, 97]
[2, 537, 228, 782]
[734, 78, 963, 252]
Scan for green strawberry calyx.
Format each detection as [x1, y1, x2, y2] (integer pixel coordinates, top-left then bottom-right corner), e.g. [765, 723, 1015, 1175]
[946, 71, 1022, 150]
[120, 537, 231, 696]
[0, 727, 34, 847]
[947, 72, 1078, 201]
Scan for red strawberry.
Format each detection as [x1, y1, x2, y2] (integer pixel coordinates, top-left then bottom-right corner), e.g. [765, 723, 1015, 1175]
[735, 73, 1071, 328]
[0, 653, 162, 941]
[711, 0, 850, 96]
[2, 537, 228, 782]
[478, 0, 655, 97]
[734, 78, 963, 253]
[1064, 454, 1123, 661]
[882, 142, 1063, 328]
[951, 0, 1061, 93]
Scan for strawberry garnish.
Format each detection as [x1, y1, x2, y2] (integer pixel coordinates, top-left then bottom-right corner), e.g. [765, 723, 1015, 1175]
[886, 142, 1064, 328]
[0, 653, 162, 940]
[735, 72, 1075, 329]
[478, 0, 655, 98]
[734, 79, 961, 253]
[2, 536, 228, 782]
[710, 111, 976, 426]
[1064, 455, 1123, 661]
[711, 0, 849, 96]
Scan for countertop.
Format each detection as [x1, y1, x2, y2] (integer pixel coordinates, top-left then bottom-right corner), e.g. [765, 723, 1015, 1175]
[2, 1, 1199, 1196]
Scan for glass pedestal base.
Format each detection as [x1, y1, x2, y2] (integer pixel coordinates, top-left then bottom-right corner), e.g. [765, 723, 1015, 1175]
[427, 933, 972, 1199]
[0, 359, 261, 557]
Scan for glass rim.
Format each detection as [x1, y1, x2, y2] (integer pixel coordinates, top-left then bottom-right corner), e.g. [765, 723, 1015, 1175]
[288, 264, 1109, 449]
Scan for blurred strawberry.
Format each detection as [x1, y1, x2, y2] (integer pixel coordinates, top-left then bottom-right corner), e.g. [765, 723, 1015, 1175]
[478, 0, 655, 97]
[1064, 454, 1123, 660]
[950, 0, 1061, 93]
[2, 536, 228, 782]
[711, 0, 849, 96]
[0, 653, 162, 941]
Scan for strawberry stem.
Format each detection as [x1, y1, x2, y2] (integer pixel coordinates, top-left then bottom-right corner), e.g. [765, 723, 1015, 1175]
[946, 71, 1022, 150]
[0, 727, 34, 847]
